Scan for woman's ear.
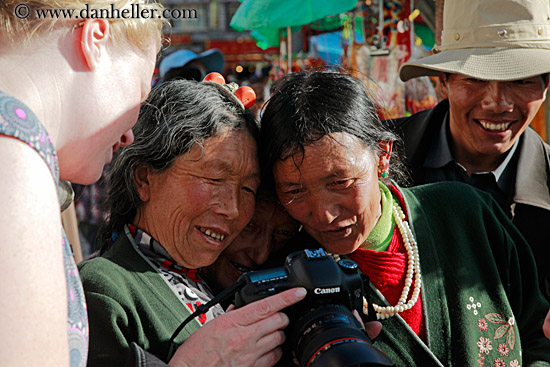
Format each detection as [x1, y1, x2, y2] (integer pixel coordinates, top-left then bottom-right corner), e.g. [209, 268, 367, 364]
[377, 140, 393, 176]
[79, 19, 111, 70]
[134, 165, 151, 202]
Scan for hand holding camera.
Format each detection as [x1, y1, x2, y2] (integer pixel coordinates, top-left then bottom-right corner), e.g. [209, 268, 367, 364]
[234, 248, 393, 367]
[168, 287, 307, 367]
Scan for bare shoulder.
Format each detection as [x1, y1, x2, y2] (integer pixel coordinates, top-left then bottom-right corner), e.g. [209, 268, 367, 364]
[0, 135, 58, 193]
[0, 137, 70, 365]
[0, 135, 61, 250]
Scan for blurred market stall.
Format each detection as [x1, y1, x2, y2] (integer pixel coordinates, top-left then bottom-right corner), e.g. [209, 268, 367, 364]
[229, 0, 438, 118]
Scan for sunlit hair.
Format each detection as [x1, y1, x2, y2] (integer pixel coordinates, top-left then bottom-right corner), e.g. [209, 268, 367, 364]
[99, 79, 260, 252]
[0, 0, 166, 50]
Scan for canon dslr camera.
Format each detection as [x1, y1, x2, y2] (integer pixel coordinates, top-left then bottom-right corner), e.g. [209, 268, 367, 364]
[234, 248, 393, 367]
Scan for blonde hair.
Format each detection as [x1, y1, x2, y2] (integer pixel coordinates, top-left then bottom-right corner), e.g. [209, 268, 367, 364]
[0, 0, 166, 50]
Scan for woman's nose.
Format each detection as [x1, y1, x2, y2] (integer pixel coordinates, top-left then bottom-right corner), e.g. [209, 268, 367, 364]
[215, 186, 240, 220]
[249, 231, 273, 266]
[309, 193, 340, 224]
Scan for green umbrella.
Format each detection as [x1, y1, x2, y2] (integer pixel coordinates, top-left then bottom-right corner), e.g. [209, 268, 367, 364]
[249, 15, 351, 50]
[230, 0, 357, 31]
[249, 27, 298, 50]
[231, 0, 357, 49]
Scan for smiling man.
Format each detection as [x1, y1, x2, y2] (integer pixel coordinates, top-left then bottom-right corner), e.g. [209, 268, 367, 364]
[390, 0, 550, 298]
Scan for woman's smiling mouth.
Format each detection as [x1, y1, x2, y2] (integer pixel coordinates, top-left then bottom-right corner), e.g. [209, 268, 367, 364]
[197, 226, 226, 241]
[322, 225, 354, 239]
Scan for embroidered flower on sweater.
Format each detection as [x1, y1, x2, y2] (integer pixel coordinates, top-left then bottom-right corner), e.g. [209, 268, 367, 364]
[477, 337, 493, 354]
[478, 318, 488, 331]
[468, 296, 482, 315]
[497, 343, 510, 357]
[473, 308, 520, 367]
[477, 353, 486, 366]
[485, 313, 516, 350]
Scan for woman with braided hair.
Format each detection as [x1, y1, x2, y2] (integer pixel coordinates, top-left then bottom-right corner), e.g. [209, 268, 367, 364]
[260, 70, 550, 366]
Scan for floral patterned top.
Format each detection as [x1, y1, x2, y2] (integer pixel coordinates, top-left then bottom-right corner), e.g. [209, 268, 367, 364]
[0, 91, 89, 367]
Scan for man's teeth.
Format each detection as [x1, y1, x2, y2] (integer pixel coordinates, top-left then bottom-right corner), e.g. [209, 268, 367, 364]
[479, 120, 512, 132]
[198, 227, 225, 241]
[231, 262, 251, 273]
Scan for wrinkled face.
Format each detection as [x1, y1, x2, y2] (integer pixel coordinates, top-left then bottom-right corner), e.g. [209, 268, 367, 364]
[135, 129, 260, 269]
[273, 133, 383, 255]
[201, 198, 300, 291]
[61, 40, 158, 184]
[441, 73, 548, 160]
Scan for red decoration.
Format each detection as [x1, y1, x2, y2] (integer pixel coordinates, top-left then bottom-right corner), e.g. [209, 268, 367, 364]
[203, 72, 226, 85]
[234, 86, 256, 108]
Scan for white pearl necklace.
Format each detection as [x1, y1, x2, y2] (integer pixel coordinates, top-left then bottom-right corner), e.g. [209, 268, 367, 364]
[329, 201, 422, 320]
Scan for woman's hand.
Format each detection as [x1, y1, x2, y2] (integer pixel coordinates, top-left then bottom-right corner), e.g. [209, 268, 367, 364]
[168, 287, 307, 367]
[544, 308, 550, 340]
[352, 310, 383, 341]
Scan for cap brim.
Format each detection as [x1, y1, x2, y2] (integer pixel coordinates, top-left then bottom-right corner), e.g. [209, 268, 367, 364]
[159, 50, 198, 78]
[196, 49, 225, 74]
[159, 49, 225, 78]
[400, 47, 550, 81]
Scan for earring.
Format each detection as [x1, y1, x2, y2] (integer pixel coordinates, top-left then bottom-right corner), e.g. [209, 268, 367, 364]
[379, 170, 389, 179]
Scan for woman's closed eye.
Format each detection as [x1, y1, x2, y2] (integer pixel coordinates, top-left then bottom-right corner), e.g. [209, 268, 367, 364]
[279, 187, 307, 205]
[328, 179, 355, 188]
[242, 186, 256, 194]
[273, 228, 298, 242]
[286, 188, 304, 195]
[197, 172, 223, 183]
[243, 221, 259, 232]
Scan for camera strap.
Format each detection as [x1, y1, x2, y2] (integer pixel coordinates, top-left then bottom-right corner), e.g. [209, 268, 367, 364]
[360, 273, 379, 323]
[166, 279, 246, 361]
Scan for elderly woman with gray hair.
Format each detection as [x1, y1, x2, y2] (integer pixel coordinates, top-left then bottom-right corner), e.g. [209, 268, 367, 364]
[78, 79, 306, 367]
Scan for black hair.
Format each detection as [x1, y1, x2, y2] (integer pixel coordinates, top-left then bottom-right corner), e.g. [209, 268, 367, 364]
[161, 64, 205, 82]
[260, 69, 406, 187]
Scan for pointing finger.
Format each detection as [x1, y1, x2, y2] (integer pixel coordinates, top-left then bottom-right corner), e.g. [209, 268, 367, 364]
[236, 287, 307, 325]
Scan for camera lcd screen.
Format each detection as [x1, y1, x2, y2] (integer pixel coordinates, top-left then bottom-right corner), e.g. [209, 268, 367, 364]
[249, 268, 288, 283]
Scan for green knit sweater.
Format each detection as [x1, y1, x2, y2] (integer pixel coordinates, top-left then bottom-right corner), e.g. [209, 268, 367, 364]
[368, 183, 550, 366]
[78, 228, 200, 367]
[288, 182, 550, 366]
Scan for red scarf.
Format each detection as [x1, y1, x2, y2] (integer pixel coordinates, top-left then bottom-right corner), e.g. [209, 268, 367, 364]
[348, 186, 426, 339]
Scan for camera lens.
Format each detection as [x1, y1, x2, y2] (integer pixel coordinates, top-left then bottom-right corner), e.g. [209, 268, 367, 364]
[289, 304, 393, 367]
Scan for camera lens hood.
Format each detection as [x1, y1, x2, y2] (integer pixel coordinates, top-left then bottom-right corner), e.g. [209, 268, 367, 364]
[291, 305, 393, 367]
[310, 340, 395, 367]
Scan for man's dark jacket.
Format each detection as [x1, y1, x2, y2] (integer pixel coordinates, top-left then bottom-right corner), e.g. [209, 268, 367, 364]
[385, 99, 550, 297]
